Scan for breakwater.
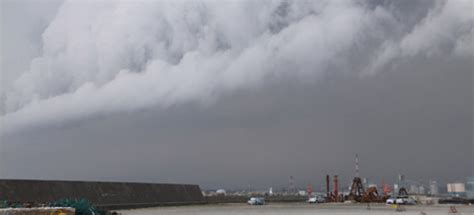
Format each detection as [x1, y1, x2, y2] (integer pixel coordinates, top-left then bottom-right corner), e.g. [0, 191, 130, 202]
[0, 179, 205, 210]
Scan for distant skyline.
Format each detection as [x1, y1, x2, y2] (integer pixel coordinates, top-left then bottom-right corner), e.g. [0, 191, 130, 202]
[1, 0, 472, 189]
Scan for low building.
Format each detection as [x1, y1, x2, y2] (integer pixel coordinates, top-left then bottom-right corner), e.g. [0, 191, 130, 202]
[447, 183, 466, 197]
[216, 189, 227, 196]
[298, 190, 307, 196]
[466, 176, 474, 199]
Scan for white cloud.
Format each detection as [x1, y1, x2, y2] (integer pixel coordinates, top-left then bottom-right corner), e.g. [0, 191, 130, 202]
[366, 0, 473, 74]
[1, 0, 472, 134]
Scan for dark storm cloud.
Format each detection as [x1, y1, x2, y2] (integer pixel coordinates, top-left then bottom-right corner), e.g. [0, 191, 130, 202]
[0, 0, 472, 189]
[3, 55, 471, 189]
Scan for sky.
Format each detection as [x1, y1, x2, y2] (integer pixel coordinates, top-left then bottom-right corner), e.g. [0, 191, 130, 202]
[0, 0, 472, 190]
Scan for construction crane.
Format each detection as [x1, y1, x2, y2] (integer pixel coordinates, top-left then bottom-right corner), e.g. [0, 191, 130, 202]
[346, 154, 389, 203]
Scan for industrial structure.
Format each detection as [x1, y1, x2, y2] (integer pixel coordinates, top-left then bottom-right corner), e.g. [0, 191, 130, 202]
[324, 154, 392, 203]
[316, 154, 474, 204]
[324, 174, 343, 202]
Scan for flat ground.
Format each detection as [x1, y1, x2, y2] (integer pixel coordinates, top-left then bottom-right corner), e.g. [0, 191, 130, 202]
[119, 203, 474, 215]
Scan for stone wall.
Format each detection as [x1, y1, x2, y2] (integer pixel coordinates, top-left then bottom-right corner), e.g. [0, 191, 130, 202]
[0, 207, 75, 215]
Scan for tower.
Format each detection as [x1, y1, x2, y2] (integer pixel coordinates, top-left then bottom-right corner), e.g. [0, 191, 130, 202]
[326, 175, 330, 198]
[348, 153, 365, 202]
[288, 176, 296, 194]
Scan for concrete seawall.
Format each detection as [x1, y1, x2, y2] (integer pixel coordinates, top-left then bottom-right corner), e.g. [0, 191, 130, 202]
[0, 179, 205, 209]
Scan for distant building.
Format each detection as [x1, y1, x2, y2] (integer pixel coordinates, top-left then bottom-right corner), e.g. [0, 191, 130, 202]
[418, 185, 426, 195]
[409, 184, 419, 194]
[216, 189, 227, 196]
[466, 177, 474, 199]
[429, 180, 439, 196]
[447, 183, 466, 197]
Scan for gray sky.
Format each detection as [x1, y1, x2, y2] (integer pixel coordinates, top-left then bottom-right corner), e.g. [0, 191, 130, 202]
[0, 0, 472, 190]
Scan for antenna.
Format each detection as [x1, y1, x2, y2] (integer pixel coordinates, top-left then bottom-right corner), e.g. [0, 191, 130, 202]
[355, 153, 360, 177]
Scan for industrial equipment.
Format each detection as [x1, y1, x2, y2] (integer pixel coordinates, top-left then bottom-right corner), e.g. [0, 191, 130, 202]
[347, 177, 364, 202]
[362, 187, 385, 203]
[325, 175, 343, 202]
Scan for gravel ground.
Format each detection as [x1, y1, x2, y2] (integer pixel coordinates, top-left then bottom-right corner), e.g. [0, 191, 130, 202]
[118, 203, 474, 215]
